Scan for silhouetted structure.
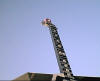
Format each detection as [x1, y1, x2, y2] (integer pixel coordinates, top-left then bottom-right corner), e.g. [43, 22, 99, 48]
[13, 72, 100, 81]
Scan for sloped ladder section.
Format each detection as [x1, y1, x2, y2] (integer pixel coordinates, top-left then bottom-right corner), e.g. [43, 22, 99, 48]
[42, 18, 78, 81]
[49, 24, 77, 81]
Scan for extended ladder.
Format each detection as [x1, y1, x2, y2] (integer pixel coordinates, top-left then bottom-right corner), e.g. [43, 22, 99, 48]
[42, 19, 78, 81]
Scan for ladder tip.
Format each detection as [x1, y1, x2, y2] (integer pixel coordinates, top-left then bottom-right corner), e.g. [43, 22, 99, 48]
[41, 18, 52, 26]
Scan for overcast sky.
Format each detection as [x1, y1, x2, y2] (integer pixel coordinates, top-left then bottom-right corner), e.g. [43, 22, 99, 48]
[0, 0, 100, 80]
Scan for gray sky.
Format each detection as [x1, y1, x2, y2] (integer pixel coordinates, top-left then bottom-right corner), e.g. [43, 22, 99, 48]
[0, 0, 100, 80]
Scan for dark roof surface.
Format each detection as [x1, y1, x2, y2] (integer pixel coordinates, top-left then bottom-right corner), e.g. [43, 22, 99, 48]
[13, 72, 100, 81]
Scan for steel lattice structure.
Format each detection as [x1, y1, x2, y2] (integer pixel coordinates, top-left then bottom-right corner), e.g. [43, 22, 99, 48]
[42, 18, 78, 81]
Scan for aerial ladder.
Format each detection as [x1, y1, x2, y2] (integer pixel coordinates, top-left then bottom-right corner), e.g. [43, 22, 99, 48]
[42, 18, 78, 81]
